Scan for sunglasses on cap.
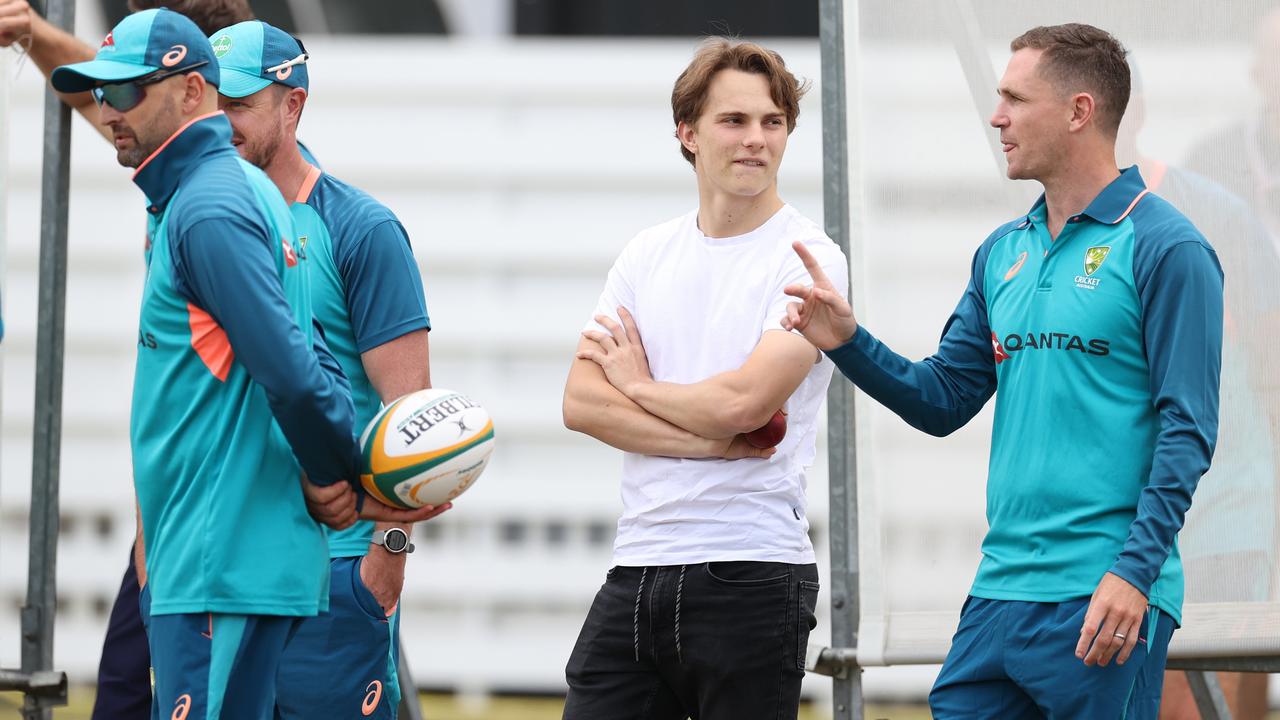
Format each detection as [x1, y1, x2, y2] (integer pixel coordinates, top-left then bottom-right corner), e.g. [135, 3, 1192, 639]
[91, 60, 210, 113]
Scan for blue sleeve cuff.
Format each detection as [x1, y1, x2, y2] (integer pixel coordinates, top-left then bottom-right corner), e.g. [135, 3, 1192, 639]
[1107, 561, 1153, 598]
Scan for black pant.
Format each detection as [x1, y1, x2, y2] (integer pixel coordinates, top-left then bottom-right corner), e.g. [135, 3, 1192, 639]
[563, 562, 819, 720]
[90, 544, 151, 720]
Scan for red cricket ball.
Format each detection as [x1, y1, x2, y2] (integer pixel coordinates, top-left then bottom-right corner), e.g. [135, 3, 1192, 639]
[744, 409, 787, 449]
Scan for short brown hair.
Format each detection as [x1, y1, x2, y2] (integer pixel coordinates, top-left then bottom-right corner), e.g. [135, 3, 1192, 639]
[127, 0, 255, 35]
[670, 38, 809, 166]
[1011, 23, 1130, 137]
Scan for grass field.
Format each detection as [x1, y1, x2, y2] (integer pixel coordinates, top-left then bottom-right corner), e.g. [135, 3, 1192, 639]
[0, 688, 934, 719]
[6, 688, 1278, 719]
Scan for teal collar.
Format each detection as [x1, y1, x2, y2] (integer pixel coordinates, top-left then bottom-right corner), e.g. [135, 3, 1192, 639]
[132, 111, 236, 215]
[1080, 165, 1149, 225]
[1020, 165, 1150, 229]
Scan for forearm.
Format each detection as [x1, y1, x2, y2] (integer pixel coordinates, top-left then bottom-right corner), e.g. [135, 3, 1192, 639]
[826, 326, 993, 437]
[28, 13, 106, 133]
[1108, 424, 1210, 594]
[363, 333, 433, 540]
[363, 329, 431, 402]
[134, 499, 146, 588]
[1113, 240, 1223, 594]
[626, 371, 768, 440]
[181, 219, 359, 486]
[564, 361, 721, 458]
[28, 12, 90, 77]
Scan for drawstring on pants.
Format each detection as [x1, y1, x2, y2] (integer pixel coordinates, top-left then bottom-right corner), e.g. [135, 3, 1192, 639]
[674, 565, 686, 663]
[633, 567, 648, 662]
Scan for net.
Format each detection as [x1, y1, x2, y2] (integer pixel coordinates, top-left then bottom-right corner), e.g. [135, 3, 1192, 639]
[846, 0, 1280, 665]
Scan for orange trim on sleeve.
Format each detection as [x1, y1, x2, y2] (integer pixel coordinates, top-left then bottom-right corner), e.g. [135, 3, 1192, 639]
[187, 303, 234, 382]
[294, 164, 323, 204]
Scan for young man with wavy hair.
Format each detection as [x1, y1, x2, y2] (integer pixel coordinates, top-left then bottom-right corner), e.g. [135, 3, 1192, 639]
[561, 38, 848, 720]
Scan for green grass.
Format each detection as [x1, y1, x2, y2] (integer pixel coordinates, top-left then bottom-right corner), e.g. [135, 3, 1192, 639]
[0, 688, 934, 719]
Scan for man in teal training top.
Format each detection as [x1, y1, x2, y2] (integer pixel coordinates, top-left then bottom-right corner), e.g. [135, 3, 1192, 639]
[208, 19, 437, 718]
[51, 9, 437, 717]
[782, 24, 1222, 719]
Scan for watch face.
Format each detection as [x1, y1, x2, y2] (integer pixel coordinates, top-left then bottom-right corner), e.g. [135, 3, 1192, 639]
[384, 529, 408, 553]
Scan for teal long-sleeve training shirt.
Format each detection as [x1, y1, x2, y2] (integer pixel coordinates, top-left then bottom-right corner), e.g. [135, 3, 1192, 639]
[827, 167, 1223, 624]
[131, 113, 358, 616]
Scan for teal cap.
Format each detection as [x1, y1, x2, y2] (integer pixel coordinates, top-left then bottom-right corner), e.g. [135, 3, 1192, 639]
[209, 21, 309, 99]
[52, 9, 219, 93]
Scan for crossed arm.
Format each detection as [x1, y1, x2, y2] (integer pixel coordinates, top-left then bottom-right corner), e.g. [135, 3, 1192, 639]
[564, 307, 818, 457]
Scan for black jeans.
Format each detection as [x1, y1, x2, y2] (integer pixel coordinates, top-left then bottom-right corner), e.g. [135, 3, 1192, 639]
[563, 562, 820, 720]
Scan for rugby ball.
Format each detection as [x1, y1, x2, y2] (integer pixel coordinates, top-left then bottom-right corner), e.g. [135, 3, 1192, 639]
[359, 388, 495, 509]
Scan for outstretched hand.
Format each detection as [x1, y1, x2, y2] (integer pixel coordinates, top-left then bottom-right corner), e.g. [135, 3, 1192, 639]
[579, 307, 654, 397]
[302, 476, 450, 531]
[782, 241, 857, 351]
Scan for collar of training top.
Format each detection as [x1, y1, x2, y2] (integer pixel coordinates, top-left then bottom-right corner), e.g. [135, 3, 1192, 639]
[132, 111, 236, 214]
[1022, 165, 1150, 228]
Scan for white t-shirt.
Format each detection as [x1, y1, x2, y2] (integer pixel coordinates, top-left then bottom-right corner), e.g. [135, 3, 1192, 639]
[587, 204, 850, 566]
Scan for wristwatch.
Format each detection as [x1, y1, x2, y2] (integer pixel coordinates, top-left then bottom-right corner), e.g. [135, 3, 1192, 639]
[372, 527, 415, 555]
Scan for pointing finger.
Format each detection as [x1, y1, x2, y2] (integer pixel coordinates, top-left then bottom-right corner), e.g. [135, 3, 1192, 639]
[792, 240, 833, 287]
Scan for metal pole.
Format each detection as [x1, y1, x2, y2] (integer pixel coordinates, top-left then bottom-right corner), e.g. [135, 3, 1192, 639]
[1185, 671, 1232, 720]
[819, 0, 862, 719]
[21, 0, 73, 716]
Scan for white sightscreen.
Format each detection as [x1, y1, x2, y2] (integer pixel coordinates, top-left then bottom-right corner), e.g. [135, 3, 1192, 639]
[846, 0, 1280, 665]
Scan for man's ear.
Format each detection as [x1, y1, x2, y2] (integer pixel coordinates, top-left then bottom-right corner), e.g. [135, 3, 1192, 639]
[284, 86, 308, 127]
[676, 120, 698, 158]
[1067, 91, 1097, 134]
[182, 72, 207, 114]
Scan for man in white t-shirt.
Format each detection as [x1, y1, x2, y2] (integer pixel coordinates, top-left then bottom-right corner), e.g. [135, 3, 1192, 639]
[560, 37, 849, 720]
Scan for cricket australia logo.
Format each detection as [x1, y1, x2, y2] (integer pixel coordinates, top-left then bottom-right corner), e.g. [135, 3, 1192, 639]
[211, 35, 233, 58]
[1074, 246, 1110, 291]
[1084, 246, 1111, 275]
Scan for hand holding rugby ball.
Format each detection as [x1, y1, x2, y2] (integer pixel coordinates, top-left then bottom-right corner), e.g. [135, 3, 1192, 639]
[359, 388, 495, 509]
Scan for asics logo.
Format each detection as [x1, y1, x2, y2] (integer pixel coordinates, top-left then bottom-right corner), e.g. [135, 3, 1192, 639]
[1003, 251, 1027, 281]
[171, 694, 192, 720]
[162, 45, 188, 67]
[362, 680, 383, 716]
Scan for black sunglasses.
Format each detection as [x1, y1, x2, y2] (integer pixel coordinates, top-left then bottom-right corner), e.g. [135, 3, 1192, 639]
[91, 60, 210, 113]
